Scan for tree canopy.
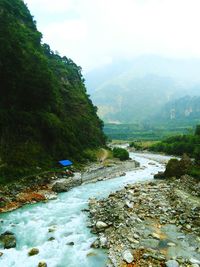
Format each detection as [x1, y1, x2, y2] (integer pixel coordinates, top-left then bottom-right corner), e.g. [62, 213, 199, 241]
[0, 0, 106, 181]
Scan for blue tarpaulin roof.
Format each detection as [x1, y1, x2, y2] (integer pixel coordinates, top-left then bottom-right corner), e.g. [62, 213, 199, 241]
[59, 160, 73, 167]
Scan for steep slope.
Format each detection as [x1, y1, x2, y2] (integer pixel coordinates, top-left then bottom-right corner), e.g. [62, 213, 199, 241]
[154, 96, 200, 126]
[85, 56, 200, 123]
[0, 0, 105, 180]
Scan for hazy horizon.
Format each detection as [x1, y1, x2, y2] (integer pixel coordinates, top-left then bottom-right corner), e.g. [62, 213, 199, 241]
[24, 0, 200, 72]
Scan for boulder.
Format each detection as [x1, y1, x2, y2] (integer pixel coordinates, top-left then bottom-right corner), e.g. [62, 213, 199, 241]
[122, 250, 134, 263]
[52, 178, 81, 193]
[28, 248, 39, 256]
[154, 172, 165, 179]
[99, 236, 107, 248]
[38, 262, 47, 267]
[0, 231, 16, 249]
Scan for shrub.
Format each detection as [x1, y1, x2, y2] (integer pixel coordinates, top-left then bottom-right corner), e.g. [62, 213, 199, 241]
[112, 147, 129, 161]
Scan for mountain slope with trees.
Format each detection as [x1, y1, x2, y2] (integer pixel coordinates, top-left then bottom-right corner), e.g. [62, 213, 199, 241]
[0, 0, 106, 181]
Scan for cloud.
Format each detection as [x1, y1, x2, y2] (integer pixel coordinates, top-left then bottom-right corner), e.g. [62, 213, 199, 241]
[24, 0, 200, 71]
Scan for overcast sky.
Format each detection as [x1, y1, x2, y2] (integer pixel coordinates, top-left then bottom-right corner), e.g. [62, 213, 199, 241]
[24, 0, 200, 72]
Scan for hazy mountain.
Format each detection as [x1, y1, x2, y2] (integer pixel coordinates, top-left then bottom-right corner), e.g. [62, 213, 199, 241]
[154, 96, 200, 124]
[85, 55, 200, 123]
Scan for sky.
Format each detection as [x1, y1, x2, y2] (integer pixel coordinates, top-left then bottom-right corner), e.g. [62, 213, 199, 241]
[24, 0, 200, 72]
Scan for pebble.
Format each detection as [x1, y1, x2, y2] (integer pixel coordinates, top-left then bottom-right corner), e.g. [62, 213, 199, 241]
[167, 242, 176, 247]
[122, 250, 134, 263]
[151, 233, 160, 239]
[165, 260, 179, 267]
[96, 221, 108, 229]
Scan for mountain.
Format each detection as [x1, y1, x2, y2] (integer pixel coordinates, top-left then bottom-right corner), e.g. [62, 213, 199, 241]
[0, 0, 105, 180]
[85, 55, 200, 123]
[154, 96, 200, 126]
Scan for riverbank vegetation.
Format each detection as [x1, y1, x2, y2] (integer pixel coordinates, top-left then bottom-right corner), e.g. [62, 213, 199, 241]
[0, 0, 106, 183]
[151, 125, 200, 179]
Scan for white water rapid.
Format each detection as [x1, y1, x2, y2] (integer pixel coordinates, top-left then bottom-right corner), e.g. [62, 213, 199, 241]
[0, 153, 171, 267]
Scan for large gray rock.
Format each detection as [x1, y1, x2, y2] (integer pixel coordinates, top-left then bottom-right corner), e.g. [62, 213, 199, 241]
[122, 250, 134, 263]
[0, 231, 16, 249]
[52, 178, 81, 193]
[165, 260, 179, 267]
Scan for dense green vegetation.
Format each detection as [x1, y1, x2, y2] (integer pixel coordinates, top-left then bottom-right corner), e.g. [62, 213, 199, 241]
[104, 123, 192, 141]
[0, 0, 105, 182]
[112, 147, 129, 161]
[150, 126, 200, 158]
[150, 125, 200, 179]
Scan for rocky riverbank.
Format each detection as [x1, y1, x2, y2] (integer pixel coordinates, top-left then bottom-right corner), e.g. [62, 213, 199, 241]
[88, 176, 200, 267]
[0, 158, 138, 213]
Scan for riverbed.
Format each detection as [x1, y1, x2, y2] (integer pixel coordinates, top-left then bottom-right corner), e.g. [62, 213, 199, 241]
[0, 153, 171, 267]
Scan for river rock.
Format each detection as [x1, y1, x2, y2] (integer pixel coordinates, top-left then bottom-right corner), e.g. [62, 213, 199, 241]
[38, 262, 47, 267]
[0, 252, 3, 257]
[0, 231, 16, 249]
[190, 259, 200, 265]
[99, 236, 107, 247]
[122, 250, 134, 263]
[91, 239, 100, 248]
[52, 178, 81, 193]
[165, 260, 179, 267]
[28, 248, 39, 256]
[96, 221, 108, 229]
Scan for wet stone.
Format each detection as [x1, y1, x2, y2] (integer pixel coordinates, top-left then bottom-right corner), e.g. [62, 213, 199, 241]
[165, 260, 179, 267]
[122, 250, 134, 263]
[38, 262, 47, 267]
[28, 248, 39, 256]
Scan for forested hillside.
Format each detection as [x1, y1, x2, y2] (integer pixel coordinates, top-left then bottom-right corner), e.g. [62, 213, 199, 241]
[0, 0, 105, 180]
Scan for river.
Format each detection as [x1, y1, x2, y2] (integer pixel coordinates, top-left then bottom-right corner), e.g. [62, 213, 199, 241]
[0, 153, 171, 267]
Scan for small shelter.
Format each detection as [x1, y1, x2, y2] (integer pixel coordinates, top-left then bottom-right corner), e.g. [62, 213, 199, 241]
[58, 160, 73, 167]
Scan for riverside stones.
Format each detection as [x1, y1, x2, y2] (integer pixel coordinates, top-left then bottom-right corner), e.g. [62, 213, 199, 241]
[88, 178, 200, 267]
[28, 248, 39, 256]
[165, 260, 180, 267]
[38, 262, 47, 267]
[0, 231, 16, 249]
[122, 250, 134, 263]
[96, 221, 108, 229]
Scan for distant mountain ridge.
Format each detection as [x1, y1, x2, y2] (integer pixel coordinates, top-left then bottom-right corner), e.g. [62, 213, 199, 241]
[85, 55, 200, 124]
[154, 96, 200, 123]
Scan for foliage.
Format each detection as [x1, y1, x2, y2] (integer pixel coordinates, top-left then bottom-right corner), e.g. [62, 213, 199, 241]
[150, 125, 200, 159]
[112, 147, 129, 161]
[104, 123, 192, 141]
[129, 142, 142, 150]
[0, 0, 106, 182]
[164, 154, 193, 178]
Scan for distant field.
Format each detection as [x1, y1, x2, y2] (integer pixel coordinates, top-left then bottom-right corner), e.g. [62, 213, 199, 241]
[104, 123, 194, 141]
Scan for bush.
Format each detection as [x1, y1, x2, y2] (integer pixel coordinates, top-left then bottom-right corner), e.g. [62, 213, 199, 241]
[164, 154, 192, 178]
[112, 147, 129, 161]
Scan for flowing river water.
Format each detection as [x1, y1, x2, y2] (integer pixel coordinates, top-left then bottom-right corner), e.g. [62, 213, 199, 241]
[0, 153, 172, 267]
